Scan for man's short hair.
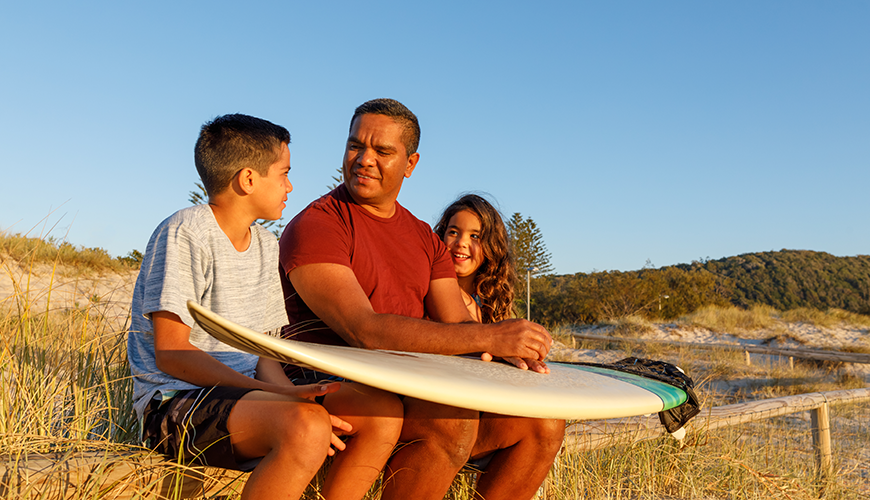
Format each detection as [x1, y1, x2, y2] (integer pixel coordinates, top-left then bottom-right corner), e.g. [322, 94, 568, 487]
[350, 98, 420, 155]
[194, 114, 291, 197]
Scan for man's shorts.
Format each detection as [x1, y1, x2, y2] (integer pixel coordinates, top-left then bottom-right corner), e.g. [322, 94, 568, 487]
[142, 386, 259, 471]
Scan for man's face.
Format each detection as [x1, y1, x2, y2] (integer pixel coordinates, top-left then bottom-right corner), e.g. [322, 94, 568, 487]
[343, 113, 419, 216]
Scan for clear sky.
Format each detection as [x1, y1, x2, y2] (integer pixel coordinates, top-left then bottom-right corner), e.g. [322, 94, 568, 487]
[1, 2, 867, 275]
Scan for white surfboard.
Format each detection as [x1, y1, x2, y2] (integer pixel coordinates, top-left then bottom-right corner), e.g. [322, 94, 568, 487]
[188, 301, 687, 420]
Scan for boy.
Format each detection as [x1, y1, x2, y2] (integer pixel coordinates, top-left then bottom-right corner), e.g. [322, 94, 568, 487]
[129, 114, 402, 499]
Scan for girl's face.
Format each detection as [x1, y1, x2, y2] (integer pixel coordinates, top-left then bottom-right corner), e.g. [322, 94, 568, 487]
[442, 209, 485, 279]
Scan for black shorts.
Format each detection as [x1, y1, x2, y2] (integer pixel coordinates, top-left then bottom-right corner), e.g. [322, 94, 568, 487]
[142, 386, 258, 471]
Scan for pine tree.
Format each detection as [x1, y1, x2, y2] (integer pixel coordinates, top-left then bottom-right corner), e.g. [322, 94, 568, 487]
[188, 182, 208, 206]
[507, 213, 554, 277]
[327, 168, 344, 190]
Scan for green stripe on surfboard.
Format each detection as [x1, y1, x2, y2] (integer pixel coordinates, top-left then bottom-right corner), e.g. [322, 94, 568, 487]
[555, 363, 688, 410]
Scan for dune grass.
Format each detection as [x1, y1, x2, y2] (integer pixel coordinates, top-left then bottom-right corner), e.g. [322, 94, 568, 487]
[676, 304, 870, 335]
[547, 402, 869, 500]
[1, 240, 868, 499]
[0, 230, 140, 276]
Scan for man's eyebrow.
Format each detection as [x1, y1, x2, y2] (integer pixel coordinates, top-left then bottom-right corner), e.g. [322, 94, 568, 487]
[346, 135, 399, 153]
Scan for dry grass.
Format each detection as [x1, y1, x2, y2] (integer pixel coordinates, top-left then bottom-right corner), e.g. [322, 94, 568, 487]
[549, 402, 869, 500]
[675, 304, 870, 335]
[545, 338, 869, 499]
[0, 230, 139, 277]
[678, 304, 779, 334]
[781, 307, 870, 329]
[1, 240, 868, 499]
[602, 314, 657, 338]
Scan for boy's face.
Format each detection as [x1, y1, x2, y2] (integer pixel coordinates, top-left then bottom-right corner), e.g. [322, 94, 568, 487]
[253, 142, 293, 221]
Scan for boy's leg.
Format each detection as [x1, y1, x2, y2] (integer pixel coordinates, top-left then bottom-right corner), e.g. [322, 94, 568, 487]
[468, 415, 566, 500]
[227, 390, 334, 500]
[318, 383, 403, 499]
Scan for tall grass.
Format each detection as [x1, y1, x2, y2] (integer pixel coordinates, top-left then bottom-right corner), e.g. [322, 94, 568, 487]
[548, 404, 869, 500]
[2, 237, 868, 499]
[0, 266, 138, 450]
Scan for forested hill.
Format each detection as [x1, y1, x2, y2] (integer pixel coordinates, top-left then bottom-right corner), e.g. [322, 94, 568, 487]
[676, 250, 870, 314]
[527, 250, 870, 325]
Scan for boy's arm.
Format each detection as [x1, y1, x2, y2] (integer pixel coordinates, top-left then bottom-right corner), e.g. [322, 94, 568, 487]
[254, 358, 296, 386]
[152, 311, 275, 389]
[153, 311, 346, 402]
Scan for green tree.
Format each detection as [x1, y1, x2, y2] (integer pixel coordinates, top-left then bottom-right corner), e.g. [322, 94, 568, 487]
[189, 182, 285, 238]
[507, 212, 554, 277]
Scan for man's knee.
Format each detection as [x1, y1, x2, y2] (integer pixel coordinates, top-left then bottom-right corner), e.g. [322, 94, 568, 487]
[401, 400, 479, 467]
[534, 418, 566, 455]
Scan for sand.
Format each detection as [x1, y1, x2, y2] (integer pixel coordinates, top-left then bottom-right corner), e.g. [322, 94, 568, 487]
[0, 257, 139, 332]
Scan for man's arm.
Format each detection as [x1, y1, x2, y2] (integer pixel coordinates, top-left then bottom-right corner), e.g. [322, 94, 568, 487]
[288, 263, 552, 360]
[426, 277, 551, 373]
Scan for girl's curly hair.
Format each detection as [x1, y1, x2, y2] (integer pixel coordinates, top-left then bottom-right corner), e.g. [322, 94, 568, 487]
[434, 194, 517, 323]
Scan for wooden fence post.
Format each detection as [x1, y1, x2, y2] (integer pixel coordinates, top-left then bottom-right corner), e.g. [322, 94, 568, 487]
[810, 402, 833, 490]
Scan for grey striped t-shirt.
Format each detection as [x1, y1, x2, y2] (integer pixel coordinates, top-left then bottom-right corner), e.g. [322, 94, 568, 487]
[128, 204, 288, 418]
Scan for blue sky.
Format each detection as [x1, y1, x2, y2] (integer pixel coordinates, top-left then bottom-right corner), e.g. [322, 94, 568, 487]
[1, 2, 867, 275]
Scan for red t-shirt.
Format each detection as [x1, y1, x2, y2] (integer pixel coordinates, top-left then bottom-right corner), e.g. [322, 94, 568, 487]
[279, 185, 456, 348]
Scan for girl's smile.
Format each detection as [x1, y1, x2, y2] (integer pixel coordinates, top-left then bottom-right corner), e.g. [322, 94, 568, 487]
[443, 209, 485, 283]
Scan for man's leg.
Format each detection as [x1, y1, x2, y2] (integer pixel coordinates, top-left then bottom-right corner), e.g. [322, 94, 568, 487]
[228, 391, 334, 500]
[319, 384, 403, 499]
[381, 398, 479, 500]
[470, 415, 565, 500]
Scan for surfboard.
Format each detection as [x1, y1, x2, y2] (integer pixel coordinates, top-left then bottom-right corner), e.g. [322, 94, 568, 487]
[187, 301, 687, 420]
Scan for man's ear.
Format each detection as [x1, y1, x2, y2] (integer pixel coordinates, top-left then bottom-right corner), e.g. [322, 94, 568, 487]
[404, 152, 420, 179]
[236, 168, 257, 195]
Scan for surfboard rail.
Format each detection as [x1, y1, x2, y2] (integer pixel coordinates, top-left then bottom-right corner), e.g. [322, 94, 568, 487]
[188, 301, 688, 420]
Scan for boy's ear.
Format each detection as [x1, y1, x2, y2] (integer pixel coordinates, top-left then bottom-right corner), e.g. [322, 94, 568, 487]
[236, 168, 257, 195]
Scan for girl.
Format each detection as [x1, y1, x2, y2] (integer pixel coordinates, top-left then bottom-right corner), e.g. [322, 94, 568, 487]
[434, 194, 564, 500]
[433, 194, 517, 324]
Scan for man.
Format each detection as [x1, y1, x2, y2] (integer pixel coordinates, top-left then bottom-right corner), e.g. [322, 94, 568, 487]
[279, 99, 565, 500]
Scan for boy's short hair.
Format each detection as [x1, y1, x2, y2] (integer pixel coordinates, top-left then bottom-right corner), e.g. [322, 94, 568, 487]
[194, 114, 291, 197]
[351, 98, 420, 155]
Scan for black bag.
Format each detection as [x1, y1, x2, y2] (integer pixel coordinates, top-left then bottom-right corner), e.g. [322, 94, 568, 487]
[566, 357, 701, 433]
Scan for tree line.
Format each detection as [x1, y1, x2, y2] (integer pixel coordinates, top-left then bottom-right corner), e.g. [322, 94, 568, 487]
[520, 250, 870, 325]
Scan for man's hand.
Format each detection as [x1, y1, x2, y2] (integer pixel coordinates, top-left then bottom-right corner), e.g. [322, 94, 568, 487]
[480, 354, 551, 374]
[484, 318, 553, 361]
[502, 357, 550, 374]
